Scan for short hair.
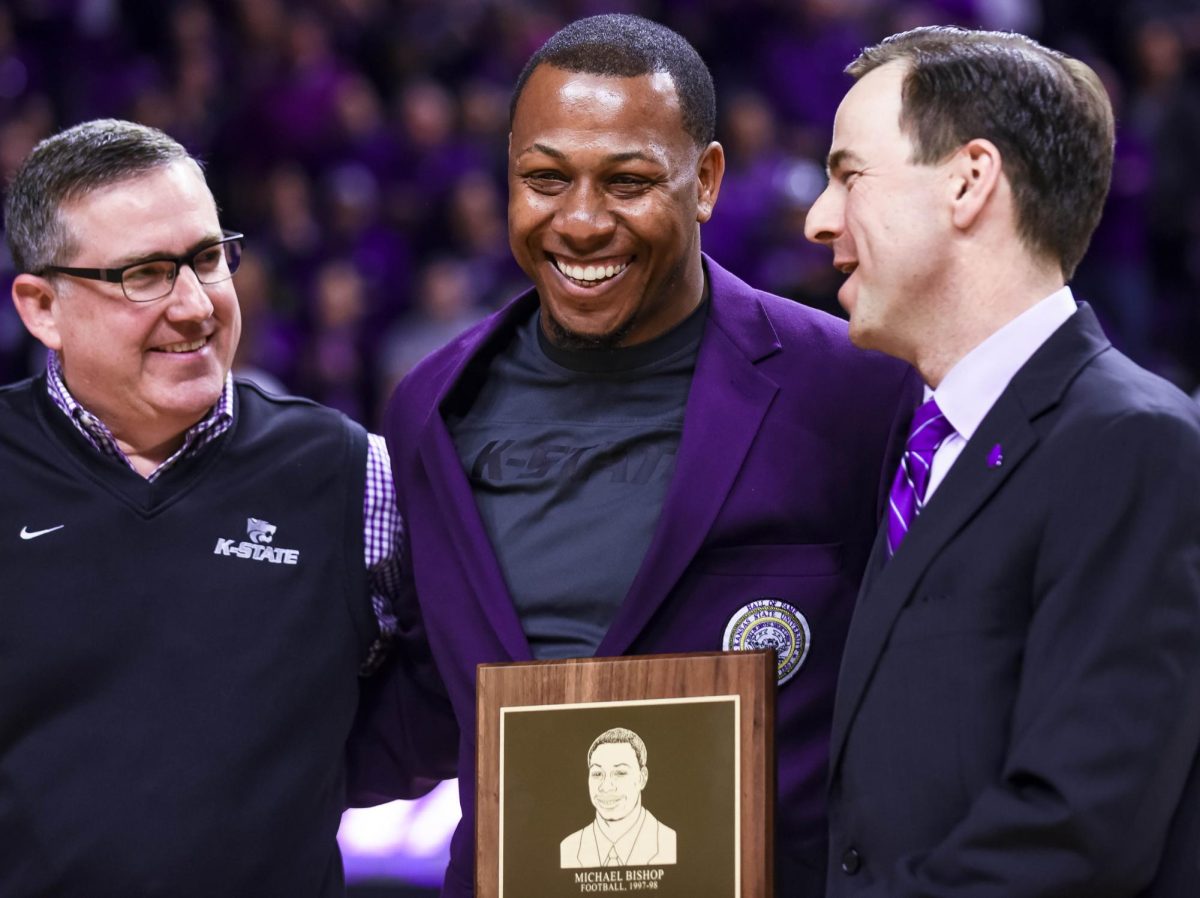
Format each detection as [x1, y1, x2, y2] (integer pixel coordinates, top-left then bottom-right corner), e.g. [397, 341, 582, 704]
[510, 14, 716, 147]
[587, 727, 647, 769]
[4, 118, 197, 275]
[848, 26, 1114, 280]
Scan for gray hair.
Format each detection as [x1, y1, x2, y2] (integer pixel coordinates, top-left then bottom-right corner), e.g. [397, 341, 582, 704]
[587, 727, 648, 768]
[4, 118, 197, 274]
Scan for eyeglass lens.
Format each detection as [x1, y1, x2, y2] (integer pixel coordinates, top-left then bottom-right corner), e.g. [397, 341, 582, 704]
[123, 238, 242, 302]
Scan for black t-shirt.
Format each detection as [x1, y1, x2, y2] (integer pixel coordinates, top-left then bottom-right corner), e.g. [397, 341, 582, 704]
[449, 298, 708, 659]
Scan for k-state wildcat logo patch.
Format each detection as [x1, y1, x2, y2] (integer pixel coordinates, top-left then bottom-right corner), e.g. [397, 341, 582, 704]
[213, 517, 300, 566]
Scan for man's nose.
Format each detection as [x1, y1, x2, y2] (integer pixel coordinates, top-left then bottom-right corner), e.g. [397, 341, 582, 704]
[553, 182, 616, 248]
[804, 184, 842, 245]
[165, 264, 215, 319]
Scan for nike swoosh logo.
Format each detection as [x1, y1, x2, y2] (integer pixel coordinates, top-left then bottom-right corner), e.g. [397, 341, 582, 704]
[20, 525, 65, 540]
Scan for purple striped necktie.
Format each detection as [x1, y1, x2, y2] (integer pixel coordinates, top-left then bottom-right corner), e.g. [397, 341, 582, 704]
[887, 398, 957, 557]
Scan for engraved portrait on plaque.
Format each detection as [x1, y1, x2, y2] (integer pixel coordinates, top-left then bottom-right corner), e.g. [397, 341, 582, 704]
[559, 727, 678, 868]
[498, 696, 739, 897]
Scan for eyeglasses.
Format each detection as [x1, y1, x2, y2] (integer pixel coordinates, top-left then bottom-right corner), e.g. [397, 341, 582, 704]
[41, 231, 245, 303]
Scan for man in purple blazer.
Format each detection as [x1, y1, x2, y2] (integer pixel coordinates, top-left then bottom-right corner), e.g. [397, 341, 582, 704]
[350, 14, 913, 896]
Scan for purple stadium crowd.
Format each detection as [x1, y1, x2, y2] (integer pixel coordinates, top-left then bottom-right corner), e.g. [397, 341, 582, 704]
[3, 0, 1200, 426]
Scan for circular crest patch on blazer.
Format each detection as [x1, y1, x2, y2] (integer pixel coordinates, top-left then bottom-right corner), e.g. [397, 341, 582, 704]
[723, 599, 810, 685]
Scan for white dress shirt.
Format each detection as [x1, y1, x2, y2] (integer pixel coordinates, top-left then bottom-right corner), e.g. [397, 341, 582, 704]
[925, 287, 1078, 500]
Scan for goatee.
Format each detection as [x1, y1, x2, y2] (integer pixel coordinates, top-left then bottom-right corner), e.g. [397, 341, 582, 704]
[541, 308, 637, 350]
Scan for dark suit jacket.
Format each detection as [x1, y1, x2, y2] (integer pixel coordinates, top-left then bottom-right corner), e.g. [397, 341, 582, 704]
[826, 306, 1200, 897]
[349, 256, 915, 897]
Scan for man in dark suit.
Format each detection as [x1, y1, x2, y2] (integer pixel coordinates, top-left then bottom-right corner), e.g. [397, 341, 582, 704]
[805, 25, 1200, 897]
[349, 13, 915, 896]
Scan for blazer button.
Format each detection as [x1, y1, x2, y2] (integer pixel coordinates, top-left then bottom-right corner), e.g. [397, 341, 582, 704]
[841, 847, 862, 875]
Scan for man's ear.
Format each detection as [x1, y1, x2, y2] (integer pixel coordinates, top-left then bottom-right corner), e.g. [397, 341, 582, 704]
[696, 140, 726, 223]
[949, 138, 1002, 231]
[12, 274, 64, 351]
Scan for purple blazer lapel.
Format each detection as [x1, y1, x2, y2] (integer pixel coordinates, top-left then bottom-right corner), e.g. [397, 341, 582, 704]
[415, 295, 540, 661]
[597, 257, 782, 656]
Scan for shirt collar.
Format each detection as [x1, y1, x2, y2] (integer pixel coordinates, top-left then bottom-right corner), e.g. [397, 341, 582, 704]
[593, 805, 647, 862]
[45, 351, 235, 479]
[931, 287, 1076, 440]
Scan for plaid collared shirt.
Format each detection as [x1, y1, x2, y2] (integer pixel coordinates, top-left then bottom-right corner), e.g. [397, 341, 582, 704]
[45, 352, 400, 672]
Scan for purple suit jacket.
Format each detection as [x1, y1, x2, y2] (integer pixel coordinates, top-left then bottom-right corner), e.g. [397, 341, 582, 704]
[350, 257, 915, 896]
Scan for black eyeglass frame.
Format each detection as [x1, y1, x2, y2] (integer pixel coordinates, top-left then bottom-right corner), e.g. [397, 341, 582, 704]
[40, 230, 245, 303]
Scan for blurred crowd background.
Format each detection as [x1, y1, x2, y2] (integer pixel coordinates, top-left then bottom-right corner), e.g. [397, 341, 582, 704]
[3, 0, 1200, 422]
[2, 0, 1200, 893]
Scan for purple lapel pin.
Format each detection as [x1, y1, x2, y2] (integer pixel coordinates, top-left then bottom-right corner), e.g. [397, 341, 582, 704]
[987, 443, 1004, 468]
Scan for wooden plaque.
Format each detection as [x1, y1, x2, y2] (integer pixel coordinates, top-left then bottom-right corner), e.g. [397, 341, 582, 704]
[477, 650, 775, 898]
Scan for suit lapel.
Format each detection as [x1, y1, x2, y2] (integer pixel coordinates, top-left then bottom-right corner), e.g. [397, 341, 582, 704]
[855, 515, 892, 601]
[415, 296, 539, 661]
[829, 305, 1112, 777]
[598, 258, 781, 655]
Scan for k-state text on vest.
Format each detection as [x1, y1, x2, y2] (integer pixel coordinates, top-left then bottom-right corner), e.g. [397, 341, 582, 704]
[213, 538, 300, 565]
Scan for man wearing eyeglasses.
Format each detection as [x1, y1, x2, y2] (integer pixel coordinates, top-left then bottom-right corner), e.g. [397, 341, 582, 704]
[0, 119, 453, 896]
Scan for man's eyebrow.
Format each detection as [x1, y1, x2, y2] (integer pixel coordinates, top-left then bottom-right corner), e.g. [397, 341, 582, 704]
[111, 233, 224, 268]
[515, 144, 657, 165]
[604, 150, 655, 164]
[826, 148, 864, 177]
[517, 142, 566, 160]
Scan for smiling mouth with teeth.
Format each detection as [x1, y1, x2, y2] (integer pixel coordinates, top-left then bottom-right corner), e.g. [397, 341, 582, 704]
[156, 337, 207, 353]
[553, 256, 630, 286]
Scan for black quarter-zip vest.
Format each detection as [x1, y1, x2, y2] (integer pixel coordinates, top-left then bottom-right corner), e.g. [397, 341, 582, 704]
[0, 376, 373, 897]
